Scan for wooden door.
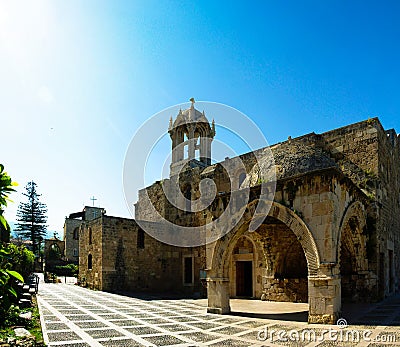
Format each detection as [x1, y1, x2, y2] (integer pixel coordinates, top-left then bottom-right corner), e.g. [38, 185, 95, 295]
[236, 261, 252, 297]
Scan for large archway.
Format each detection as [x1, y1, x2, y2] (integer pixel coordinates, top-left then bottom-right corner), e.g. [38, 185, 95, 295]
[207, 200, 323, 320]
[227, 219, 309, 302]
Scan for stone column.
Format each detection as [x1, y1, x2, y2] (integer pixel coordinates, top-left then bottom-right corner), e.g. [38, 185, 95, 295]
[308, 264, 341, 324]
[207, 277, 231, 314]
[188, 127, 196, 160]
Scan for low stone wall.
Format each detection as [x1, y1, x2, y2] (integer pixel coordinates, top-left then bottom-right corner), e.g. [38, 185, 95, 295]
[262, 278, 308, 303]
[0, 336, 40, 347]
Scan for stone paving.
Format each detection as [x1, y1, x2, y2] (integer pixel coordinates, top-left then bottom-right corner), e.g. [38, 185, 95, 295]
[37, 283, 400, 346]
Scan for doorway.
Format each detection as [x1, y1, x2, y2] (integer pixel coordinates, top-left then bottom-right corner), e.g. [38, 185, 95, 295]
[236, 261, 253, 297]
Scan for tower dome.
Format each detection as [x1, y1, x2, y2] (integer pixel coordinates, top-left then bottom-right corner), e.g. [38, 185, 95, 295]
[168, 98, 215, 176]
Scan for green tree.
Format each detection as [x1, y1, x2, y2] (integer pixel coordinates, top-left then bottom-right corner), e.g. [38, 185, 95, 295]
[15, 181, 48, 257]
[0, 164, 17, 243]
[0, 164, 25, 327]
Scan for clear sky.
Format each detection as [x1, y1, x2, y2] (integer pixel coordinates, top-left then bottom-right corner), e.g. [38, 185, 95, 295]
[1, 0, 400, 235]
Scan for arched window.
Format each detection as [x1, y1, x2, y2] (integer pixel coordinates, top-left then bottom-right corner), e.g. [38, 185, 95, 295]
[73, 227, 79, 240]
[88, 227, 92, 245]
[137, 229, 145, 249]
[88, 254, 92, 270]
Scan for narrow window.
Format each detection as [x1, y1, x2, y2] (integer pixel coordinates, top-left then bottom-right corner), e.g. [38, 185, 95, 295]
[137, 229, 145, 249]
[183, 256, 193, 285]
[73, 227, 79, 240]
[183, 132, 189, 159]
[73, 248, 78, 257]
[88, 254, 92, 270]
[184, 186, 191, 212]
[88, 227, 92, 245]
[239, 172, 246, 188]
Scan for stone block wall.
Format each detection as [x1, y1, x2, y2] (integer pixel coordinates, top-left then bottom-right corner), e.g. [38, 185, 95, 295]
[79, 217, 103, 289]
[79, 215, 206, 296]
[263, 278, 308, 302]
[376, 124, 400, 297]
[64, 218, 81, 263]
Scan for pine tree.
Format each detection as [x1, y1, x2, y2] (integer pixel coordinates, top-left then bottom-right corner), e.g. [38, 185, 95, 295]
[15, 181, 47, 256]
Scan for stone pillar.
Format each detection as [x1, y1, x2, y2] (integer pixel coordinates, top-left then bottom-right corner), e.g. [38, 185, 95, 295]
[308, 264, 341, 324]
[188, 127, 195, 160]
[207, 277, 231, 314]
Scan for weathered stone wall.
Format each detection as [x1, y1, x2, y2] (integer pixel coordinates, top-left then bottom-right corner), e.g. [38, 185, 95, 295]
[78, 217, 103, 289]
[64, 207, 105, 264]
[63, 218, 81, 263]
[376, 123, 400, 298]
[320, 118, 400, 299]
[79, 215, 206, 296]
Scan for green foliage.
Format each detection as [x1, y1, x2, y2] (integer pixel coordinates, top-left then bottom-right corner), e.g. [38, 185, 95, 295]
[0, 164, 17, 242]
[4, 243, 35, 280]
[0, 302, 44, 342]
[54, 263, 79, 276]
[0, 246, 25, 325]
[15, 181, 48, 257]
[0, 165, 28, 330]
[2, 305, 24, 327]
[0, 164, 17, 209]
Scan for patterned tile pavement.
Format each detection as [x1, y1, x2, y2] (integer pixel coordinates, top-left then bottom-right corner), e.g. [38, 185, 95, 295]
[37, 283, 400, 346]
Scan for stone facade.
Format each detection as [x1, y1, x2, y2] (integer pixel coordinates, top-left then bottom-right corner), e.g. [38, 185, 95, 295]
[77, 104, 400, 325]
[206, 117, 400, 324]
[44, 236, 65, 261]
[78, 216, 206, 296]
[63, 206, 105, 263]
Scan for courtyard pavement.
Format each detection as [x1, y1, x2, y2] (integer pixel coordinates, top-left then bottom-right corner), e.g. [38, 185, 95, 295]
[37, 282, 400, 346]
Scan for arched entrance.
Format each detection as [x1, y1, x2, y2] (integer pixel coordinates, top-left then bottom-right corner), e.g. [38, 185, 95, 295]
[207, 201, 331, 322]
[229, 236, 256, 298]
[338, 201, 369, 302]
[228, 219, 309, 302]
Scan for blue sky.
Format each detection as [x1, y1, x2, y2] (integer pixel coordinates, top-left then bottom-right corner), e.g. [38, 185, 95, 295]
[1, 0, 400, 233]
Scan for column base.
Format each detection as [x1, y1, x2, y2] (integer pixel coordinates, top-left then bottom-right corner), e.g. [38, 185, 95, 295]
[207, 277, 231, 315]
[308, 313, 339, 324]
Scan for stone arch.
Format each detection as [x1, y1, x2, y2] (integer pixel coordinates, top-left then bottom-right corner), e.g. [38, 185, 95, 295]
[336, 200, 367, 266]
[337, 200, 369, 302]
[207, 200, 321, 315]
[48, 243, 62, 260]
[210, 200, 320, 278]
[232, 234, 255, 253]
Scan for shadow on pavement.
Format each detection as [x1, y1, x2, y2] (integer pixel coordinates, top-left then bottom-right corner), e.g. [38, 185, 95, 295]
[230, 310, 308, 322]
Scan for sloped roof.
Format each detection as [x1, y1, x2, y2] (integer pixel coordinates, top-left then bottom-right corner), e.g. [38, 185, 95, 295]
[172, 105, 210, 128]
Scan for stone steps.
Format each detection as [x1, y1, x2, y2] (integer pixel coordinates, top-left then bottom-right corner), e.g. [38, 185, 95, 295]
[17, 274, 39, 309]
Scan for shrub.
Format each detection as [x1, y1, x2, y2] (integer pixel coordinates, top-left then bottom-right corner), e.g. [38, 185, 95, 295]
[0, 246, 25, 327]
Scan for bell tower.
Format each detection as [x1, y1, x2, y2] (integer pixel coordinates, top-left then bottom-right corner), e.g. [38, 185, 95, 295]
[169, 98, 215, 176]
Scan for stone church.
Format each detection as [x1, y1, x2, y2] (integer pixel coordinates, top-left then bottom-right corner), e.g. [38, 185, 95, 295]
[76, 102, 400, 324]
